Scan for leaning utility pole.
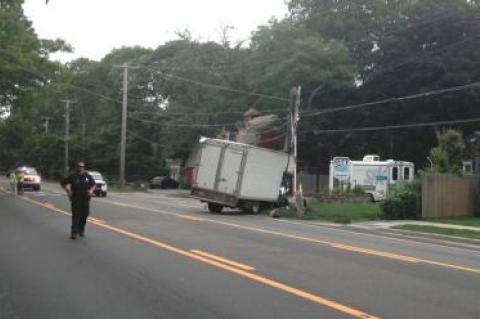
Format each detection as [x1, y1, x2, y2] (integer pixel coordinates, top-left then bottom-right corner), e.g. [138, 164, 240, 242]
[60, 99, 75, 176]
[292, 86, 301, 196]
[288, 86, 305, 215]
[119, 63, 129, 189]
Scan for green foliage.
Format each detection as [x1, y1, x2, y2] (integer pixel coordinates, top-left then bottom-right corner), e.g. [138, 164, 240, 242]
[381, 180, 422, 220]
[1, 0, 480, 184]
[330, 185, 366, 195]
[426, 129, 465, 174]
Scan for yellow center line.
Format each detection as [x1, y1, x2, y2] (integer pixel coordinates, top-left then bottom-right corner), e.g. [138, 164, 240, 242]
[99, 199, 480, 275]
[176, 215, 206, 222]
[110, 201, 130, 207]
[88, 217, 106, 224]
[190, 249, 255, 271]
[19, 194, 379, 319]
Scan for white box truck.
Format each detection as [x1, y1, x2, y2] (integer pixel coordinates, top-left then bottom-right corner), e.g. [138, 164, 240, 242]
[190, 137, 294, 213]
[329, 155, 414, 201]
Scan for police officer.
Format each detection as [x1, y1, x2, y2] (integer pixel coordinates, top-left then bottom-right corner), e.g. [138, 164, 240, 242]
[61, 161, 96, 240]
[16, 169, 25, 195]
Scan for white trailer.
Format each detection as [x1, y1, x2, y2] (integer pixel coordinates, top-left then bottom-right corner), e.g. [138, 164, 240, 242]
[329, 155, 414, 201]
[190, 137, 294, 213]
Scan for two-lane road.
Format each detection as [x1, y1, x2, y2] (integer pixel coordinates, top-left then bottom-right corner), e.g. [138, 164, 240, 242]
[1, 185, 479, 318]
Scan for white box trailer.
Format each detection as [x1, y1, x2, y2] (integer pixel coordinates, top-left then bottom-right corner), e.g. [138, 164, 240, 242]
[329, 155, 414, 201]
[190, 137, 294, 213]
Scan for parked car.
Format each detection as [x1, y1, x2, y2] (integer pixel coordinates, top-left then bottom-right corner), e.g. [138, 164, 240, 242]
[16, 166, 41, 191]
[87, 171, 108, 197]
[149, 176, 179, 189]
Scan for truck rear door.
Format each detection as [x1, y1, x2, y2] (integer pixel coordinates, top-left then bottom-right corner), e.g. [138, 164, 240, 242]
[216, 147, 244, 195]
[195, 144, 222, 190]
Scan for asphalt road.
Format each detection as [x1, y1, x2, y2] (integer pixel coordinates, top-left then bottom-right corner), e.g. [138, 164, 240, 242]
[1, 182, 479, 319]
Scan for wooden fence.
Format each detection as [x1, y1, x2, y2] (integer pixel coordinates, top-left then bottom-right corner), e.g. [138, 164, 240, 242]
[422, 174, 479, 217]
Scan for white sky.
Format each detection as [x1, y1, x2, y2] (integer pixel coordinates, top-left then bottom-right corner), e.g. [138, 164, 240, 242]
[23, 0, 288, 62]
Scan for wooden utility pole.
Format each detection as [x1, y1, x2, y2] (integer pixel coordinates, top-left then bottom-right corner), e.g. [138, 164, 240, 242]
[289, 86, 305, 216]
[61, 99, 75, 176]
[120, 63, 128, 189]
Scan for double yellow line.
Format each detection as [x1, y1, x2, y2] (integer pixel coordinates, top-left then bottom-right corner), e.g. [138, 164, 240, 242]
[102, 199, 480, 276]
[17, 194, 379, 319]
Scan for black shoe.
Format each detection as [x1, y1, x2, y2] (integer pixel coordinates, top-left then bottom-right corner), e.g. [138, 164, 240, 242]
[70, 234, 77, 240]
[79, 232, 84, 237]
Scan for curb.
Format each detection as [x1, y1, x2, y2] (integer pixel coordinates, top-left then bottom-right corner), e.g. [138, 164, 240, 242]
[383, 228, 480, 246]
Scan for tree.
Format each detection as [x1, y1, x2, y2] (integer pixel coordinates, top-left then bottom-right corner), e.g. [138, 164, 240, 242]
[427, 129, 465, 174]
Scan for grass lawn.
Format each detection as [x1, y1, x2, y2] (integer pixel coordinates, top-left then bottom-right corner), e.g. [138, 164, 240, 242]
[279, 202, 381, 224]
[392, 224, 480, 240]
[423, 216, 480, 227]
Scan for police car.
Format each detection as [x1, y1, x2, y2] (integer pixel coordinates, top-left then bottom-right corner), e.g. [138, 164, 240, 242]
[17, 166, 41, 191]
[87, 171, 108, 197]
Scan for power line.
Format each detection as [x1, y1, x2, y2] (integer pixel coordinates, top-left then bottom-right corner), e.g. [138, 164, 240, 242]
[128, 116, 237, 128]
[307, 117, 480, 134]
[128, 108, 289, 117]
[302, 81, 480, 117]
[127, 129, 161, 145]
[139, 64, 289, 102]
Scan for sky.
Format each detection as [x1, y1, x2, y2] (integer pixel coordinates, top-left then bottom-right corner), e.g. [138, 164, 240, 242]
[23, 0, 289, 62]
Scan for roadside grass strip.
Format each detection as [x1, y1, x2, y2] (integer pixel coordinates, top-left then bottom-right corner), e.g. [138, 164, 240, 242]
[393, 224, 480, 240]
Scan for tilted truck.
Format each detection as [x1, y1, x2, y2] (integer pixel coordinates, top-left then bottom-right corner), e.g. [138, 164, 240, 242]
[329, 155, 414, 201]
[189, 137, 295, 214]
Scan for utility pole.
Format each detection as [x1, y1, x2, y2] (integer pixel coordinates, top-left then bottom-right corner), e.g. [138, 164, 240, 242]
[289, 86, 301, 196]
[41, 116, 52, 134]
[119, 63, 129, 189]
[80, 108, 86, 158]
[61, 99, 75, 176]
[287, 86, 305, 215]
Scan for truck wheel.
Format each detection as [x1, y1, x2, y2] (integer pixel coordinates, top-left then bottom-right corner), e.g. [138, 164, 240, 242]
[207, 202, 223, 214]
[251, 202, 261, 214]
[242, 201, 261, 214]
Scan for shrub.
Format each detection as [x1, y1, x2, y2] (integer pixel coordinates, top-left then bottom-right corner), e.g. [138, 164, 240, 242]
[329, 185, 366, 195]
[381, 180, 422, 220]
[351, 186, 366, 195]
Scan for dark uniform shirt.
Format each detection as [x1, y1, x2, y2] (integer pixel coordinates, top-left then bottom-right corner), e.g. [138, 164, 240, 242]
[61, 172, 95, 200]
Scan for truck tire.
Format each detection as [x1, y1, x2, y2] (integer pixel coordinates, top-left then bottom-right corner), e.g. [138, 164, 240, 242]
[207, 202, 223, 214]
[242, 201, 261, 214]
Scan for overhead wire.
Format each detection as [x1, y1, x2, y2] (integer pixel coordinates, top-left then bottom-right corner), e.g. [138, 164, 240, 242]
[302, 81, 480, 117]
[306, 117, 480, 134]
[128, 116, 238, 128]
[138, 64, 289, 102]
